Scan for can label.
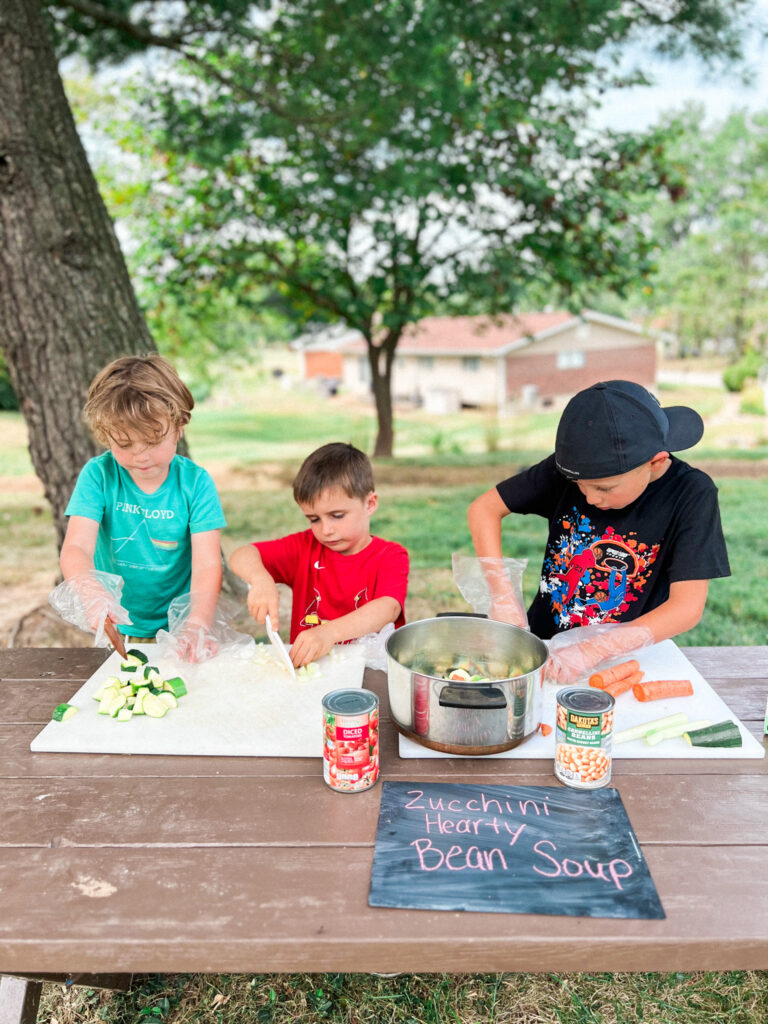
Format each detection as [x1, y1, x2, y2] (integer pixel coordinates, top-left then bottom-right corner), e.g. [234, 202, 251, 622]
[323, 699, 379, 793]
[554, 688, 614, 790]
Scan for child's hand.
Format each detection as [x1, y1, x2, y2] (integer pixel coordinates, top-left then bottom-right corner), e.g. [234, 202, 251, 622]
[289, 624, 336, 668]
[246, 579, 280, 628]
[545, 623, 655, 685]
[489, 592, 529, 629]
[175, 622, 219, 663]
[49, 571, 132, 644]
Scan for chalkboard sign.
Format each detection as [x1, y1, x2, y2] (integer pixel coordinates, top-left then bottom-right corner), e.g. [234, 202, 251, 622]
[369, 782, 664, 919]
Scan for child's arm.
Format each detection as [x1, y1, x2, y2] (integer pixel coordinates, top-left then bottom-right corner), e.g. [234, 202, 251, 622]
[467, 488, 528, 627]
[187, 529, 223, 628]
[229, 543, 281, 627]
[60, 515, 100, 578]
[289, 596, 401, 668]
[628, 579, 710, 642]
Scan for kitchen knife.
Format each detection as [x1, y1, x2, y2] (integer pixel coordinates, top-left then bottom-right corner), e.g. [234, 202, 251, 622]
[104, 618, 127, 659]
[265, 613, 296, 678]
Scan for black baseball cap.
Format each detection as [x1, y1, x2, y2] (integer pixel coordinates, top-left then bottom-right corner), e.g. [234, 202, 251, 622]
[555, 380, 704, 480]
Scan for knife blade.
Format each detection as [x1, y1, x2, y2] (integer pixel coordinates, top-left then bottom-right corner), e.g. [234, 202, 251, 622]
[265, 613, 296, 678]
[104, 618, 127, 659]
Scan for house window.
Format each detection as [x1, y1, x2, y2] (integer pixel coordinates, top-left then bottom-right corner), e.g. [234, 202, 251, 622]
[557, 350, 585, 370]
[462, 356, 480, 372]
[419, 356, 435, 370]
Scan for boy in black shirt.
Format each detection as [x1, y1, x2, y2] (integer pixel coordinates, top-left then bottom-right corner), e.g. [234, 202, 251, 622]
[468, 381, 730, 663]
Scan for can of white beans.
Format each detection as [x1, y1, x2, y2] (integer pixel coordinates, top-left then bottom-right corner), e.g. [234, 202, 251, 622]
[554, 687, 615, 789]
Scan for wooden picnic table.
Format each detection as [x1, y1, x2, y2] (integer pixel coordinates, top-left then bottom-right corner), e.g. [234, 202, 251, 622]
[0, 645, 767, 978]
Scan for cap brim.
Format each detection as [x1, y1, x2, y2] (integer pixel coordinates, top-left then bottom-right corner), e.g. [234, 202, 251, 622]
[663, 406, 704, 453]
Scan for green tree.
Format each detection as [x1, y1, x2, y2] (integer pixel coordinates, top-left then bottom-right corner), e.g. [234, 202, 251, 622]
[0, 0, 757, 531]
[105, 0, 756, 456]
[633, 105, 768, 359]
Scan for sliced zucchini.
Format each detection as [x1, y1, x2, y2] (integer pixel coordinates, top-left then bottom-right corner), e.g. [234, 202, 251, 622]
[126, 648, 149, 665]
[142, 664, 161, 682]
[163, 676, 187, 698]
[157, 691, 178, 709]
[684, 720, 743, 748]
[97, 687, 121, 715]
[120, 663, 138, 673]
[614, 712, 688, 745]
[109, 694, 128, 717]
[52, 703, 78, 722]
[142, 693, 168, 718]
[116, 708, 133, 722]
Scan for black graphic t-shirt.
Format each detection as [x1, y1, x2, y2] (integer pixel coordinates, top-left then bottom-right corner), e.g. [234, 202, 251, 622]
[496, 454, 730, 640]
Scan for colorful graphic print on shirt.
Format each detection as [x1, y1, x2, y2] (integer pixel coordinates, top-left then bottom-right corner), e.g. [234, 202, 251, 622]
[540, 508, 660, 630]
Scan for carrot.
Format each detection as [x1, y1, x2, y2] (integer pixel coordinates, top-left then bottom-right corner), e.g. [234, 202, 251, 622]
[540, 723, 553, 736]
[632, 679, 694, 702]
[588, 659, 640, 689]
[603, 670, 644, 699]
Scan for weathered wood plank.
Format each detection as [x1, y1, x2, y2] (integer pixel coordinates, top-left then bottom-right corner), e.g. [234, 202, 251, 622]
[0, 649, 108, 681]
[0, 774, 765, 848]
[0, 723, 764, 783]
[0, 846, 766, 973]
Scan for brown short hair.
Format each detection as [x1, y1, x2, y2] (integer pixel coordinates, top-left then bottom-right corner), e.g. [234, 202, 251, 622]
[84, 354, 194, 447]
[293, 443, 375, 504]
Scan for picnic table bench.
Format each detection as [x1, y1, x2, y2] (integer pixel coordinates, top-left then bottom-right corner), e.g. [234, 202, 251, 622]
[1, 644, 767, 1017]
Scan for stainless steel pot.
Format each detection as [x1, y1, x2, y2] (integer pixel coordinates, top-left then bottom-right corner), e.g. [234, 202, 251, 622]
[385, 615, 548, 755]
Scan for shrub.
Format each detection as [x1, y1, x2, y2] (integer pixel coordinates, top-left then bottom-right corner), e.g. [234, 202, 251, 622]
[722, 348, 764, 393]
[0, 354, 19, 411]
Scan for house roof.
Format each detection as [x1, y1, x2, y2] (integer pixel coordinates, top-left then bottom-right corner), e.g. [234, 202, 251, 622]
[336, 310, 652, 357]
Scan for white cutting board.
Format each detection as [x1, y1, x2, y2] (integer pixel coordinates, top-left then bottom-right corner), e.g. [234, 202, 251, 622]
[399, 640, 765, 760]
[31, 644, 366, 758]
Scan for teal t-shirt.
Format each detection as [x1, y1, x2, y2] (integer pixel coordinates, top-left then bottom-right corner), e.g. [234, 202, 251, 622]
[65, 452, 226, 637]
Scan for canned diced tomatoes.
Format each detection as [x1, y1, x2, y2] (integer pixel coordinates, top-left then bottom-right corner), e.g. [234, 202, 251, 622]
[322, 688, 379, 793]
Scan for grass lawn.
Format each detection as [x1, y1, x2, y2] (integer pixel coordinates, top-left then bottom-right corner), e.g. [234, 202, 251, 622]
[3, 376, 768, 1019]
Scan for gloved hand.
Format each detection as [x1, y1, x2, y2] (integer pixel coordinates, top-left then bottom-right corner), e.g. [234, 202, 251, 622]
[452, 553, 529, 629]
[545, 623, 655, 685]
[48, 571, 132, 648]
[155, 592, 256, 664]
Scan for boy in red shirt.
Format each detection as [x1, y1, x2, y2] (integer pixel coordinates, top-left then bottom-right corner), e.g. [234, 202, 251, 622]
[230, 443, 409, 667]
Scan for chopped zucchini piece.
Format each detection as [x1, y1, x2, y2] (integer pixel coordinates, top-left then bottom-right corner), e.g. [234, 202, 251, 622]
[157, 691, 178, 709]
[52, 703, 78, 722]
[126, 648, 149, 665]
[142, 693, 168, 718]
[684, 720, 742, 747]
[109, 694, 128, 717]
[97, 687, 121, 714]
[163, 676, 187, 697]
[119, 684, 134, 697]
[116, 708, 133, 722]
[142, 664, 161, 682]
[120, 663, 138, 673]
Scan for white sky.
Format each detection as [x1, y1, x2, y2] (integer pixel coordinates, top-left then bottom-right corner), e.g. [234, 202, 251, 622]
[596, 1, 768, 130]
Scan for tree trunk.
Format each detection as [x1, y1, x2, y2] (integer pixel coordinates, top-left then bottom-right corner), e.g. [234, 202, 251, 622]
[368, 337, 397, 458]
[0, 0, 156, 548]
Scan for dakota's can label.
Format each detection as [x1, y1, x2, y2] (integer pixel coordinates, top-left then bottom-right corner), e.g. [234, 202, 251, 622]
[554, 687, 614, 790]
[322, 688, 379, 793]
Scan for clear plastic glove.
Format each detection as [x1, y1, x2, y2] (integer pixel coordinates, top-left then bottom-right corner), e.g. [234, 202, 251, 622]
[452, 553, 529, 629]
[48, 571, 132, 647]
[545, 623, 655, 685]
[155, 592, 257, 663]
[352, 622, 394, 672]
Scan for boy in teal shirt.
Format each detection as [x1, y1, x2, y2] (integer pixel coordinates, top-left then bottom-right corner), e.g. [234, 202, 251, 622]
[57, 355, 225, 655]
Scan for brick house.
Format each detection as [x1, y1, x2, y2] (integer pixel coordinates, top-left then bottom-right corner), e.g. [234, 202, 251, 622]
[335, 310, 657, 412]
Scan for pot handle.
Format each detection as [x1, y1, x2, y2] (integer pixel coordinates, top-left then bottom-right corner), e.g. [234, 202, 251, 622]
[436, 612, 489, 619]
[438, 684, 507, 710]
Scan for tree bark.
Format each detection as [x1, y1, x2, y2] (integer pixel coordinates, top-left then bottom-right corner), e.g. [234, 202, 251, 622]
[0, 0, 156, 548]
[368, 336, 398, 458]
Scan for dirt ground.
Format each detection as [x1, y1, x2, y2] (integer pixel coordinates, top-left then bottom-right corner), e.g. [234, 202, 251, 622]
[2, 458, 765, 650]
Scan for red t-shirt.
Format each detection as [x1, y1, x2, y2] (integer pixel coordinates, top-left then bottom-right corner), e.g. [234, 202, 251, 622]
[254, 531, 409, 642]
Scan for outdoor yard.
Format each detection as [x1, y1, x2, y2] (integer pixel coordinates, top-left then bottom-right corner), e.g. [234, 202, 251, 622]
[3, 364, 768, 1022]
